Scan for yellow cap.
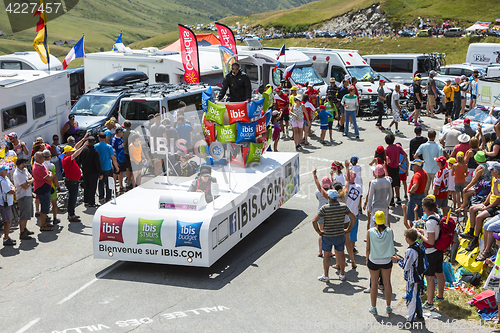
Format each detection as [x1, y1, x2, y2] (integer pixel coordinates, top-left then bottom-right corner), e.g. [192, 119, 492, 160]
[414, 76, 421, 81]
[426, 194, 436, 201]
[447, 157, 457, 165]
[374, 211, 385, 225]
[290, 86, 298, 91]
[63, 145, 75, 153]
[457, 151, 464, 157]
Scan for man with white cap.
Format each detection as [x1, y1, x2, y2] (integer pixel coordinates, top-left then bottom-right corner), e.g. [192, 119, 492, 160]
[312, 185, 357, 282]
[0, 165, 16, 246]
[404, 159, 428, 228]
[440, 126, 462, 157]
[451, 134, 470, 158]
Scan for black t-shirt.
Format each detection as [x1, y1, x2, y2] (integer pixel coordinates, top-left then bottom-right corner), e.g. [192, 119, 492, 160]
[409, 136, 428, 161]
[493, 139, 500, 160]
[413, 83, 422, 103]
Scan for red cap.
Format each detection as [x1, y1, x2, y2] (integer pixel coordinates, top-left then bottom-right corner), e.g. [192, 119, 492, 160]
[275, 86, 282, 91]
[464, 118, 471, 124]
[376, 145, 385, 153]
[379, 79, 386, 83]
[319, 105, 325, 109]
[435, 156, 447, 165]
[331, 162, 339, 170]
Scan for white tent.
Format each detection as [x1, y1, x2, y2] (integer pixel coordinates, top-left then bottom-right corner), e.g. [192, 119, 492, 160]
[466, 23, 490, 32]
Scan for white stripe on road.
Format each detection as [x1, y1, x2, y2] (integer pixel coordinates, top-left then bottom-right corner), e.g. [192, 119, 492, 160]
[15, 317, 40, 333]
[57, 262, 123, 305]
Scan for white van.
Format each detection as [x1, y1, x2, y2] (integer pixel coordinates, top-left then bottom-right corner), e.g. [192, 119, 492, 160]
[290, 47, 409, 107]
[466, 43, 500, 65]
[0, 70, 70, 146]
[363, 54, 437, 85]
[0, 52, 62, 71]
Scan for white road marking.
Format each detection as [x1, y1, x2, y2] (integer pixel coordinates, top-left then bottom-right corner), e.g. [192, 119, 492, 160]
[15, 317, 40, 333]
[57, 262, 123, 305]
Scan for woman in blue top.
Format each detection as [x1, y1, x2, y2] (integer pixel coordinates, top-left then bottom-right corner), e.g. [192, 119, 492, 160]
[366, 210, 396, 315]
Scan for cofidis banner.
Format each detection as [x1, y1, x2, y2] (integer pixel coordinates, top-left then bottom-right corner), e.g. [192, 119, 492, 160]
[178, 24, 200, 83]
[215, 23, 237, 57]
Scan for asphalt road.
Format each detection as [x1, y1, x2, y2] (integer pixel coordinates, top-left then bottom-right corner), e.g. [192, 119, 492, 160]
[1, 113, 494, 333]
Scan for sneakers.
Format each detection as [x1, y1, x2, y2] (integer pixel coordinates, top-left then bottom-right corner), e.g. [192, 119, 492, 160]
[389, 198, 395, 207]
[342, 133, 347, 137]
[363, 287, 371, 293]
[35, 211, 40, 217]
[433, 296, 445, 302]
[25, 228, 34, 235]
[356, 136, 359, 139]
[19, 230, 32, 240]
[385, 127, 392, 133]
[52, 218, 61, 225]
[386, 306, 393, 314]
[460, 231, 474, 241]
[422, 302, 435, 310]
[465, 237, 479, 251]
[368, 307, 378, 314]
[68, 215, 81, 222]
[396, 197, 402, 205]
[318, 275, 330, 282]
[395, 130, 403, 135]
[330, 139, 335, 143]
[404, 194, 408, 200]
[353, 247, 359, 254]
[3, 237, 16, 246]
[281, 133, 286, 139]
[339, 274, 346, 281]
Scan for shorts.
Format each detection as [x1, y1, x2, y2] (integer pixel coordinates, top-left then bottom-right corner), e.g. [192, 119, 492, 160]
[37, 190, 51, 215]
[455, 182, 466, 193]
[414, 101, 421, 110]
[435, 197, 448, 208]
[425, 173, 435, 193]
[388, 166, 401, 188]
[427, 94, 436, 106]
[466, 168, 474, 183]
[18, 196, 34, 220]
[392, 110, 401, 123]
[407, 192, 425, 221]
[368, 259, 393, 271]
[320, 124, 328, 130]
[328, 121, 333, 130]
[321, 235, 345, 252]
[124, 154, 132, 171]
[472, 94, 477, 100]
[425, 250, 444, 276]
[486, 206, 500, 217]
[399, 173, 407, 181]
[114, 161, 127, 174]
[303, 120, 311, 127]
[291, 121, 303, 129]
[281, 113, 290, 122]
[485, 215, 500, 232]
[0, 205, 13, 222]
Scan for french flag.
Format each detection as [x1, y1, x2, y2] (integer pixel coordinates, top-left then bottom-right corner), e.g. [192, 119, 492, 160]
[276, 44, 285, 60]
[62, 35, 85, 70]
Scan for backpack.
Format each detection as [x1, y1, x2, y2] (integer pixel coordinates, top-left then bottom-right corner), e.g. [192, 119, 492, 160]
[409, 243, 428, 282]
[385, 91, 393, 108]
[423, 215, 457, 251]
[460, 272, 482, 287]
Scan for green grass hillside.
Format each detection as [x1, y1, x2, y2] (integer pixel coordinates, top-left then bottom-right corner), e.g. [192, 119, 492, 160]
[0, 0, 316, 60]
[221, 0, 500, 31]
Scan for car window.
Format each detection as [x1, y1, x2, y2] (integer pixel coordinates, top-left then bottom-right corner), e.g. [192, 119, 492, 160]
[448, 68, 462, 76]
[435, 81, 445, 90]
[330, 65, 346, 82]
[463, 69, 473, 77]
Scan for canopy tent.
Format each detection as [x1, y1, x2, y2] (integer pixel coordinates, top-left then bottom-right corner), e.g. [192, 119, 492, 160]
[162, 34, 221, 52]
[466, 23, 490, 32]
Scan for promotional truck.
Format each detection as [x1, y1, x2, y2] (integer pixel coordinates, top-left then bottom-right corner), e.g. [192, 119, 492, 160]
[466, 43, 500, 65]
[0, 70, 70, 146]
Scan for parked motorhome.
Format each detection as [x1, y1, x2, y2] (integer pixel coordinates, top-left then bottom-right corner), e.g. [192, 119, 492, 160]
[0, 52, 62, 71]
[0, 70, 70, 147]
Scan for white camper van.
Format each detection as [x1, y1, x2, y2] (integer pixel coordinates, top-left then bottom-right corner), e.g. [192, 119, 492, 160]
[466, 43, 500, 65]
[0, 52, 63, 71]
[0, 70, 71, 147]
[289, 47, 408, 108]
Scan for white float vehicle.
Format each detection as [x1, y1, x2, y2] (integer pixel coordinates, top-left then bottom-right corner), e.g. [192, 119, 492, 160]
[0, 70, 70, 146]
[466, 43, 500, 66]
[477, 69, 500, 108]
[93, 103, 300, 267]
[289, 47, 409, 110]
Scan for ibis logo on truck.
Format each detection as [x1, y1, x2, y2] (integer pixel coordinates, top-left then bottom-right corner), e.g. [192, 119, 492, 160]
[99, 216, 125, 243]
[176, 221, 202, 249]
[137, 218, 164, 246]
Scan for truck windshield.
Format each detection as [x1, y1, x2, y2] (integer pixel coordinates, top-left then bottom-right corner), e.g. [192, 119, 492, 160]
[347, 66, 379, 81]
[71, 95, 117, 116]
[291, 66, 324, 86]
